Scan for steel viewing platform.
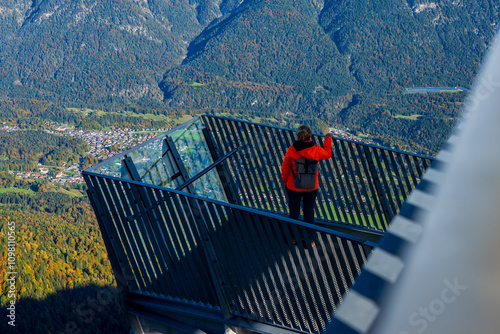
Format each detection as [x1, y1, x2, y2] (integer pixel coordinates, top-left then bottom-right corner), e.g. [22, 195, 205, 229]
[82, 27, 500, 334]
[83, 114, 433, 334]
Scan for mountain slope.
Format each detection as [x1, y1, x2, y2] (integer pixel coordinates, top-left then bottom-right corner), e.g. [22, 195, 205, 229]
[160, 0, 358, 115]
[158, 0, 499, 133]
[0, 0, 499, 153]
[319, 0, 499, 91]
[1, 0, 497, 110]
[0, 0, 231, 102]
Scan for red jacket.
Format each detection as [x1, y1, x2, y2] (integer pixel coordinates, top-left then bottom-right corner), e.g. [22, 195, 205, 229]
[281, 137, 332, 191]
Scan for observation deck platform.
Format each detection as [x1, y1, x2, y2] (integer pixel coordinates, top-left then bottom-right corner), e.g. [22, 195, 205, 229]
[83, 115, 432, 334]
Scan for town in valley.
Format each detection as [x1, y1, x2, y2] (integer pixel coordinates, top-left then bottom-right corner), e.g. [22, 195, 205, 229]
[0, 120, 374, 186]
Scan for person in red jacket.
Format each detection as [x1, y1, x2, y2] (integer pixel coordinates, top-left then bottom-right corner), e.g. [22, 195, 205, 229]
[281, 125, 333, 224]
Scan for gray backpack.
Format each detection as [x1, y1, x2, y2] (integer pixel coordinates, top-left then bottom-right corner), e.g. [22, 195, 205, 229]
[293, 157, 318, 189]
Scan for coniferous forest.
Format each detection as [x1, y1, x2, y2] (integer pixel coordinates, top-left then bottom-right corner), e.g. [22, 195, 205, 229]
[0, 187, 129, 333]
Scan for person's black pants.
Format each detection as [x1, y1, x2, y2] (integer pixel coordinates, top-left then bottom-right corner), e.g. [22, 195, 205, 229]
[286, 188, 318, 224]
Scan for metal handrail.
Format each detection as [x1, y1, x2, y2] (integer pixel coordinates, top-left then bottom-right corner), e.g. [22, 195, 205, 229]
[204, 114, 434, 160]
[202, 115, 433, 231]
[84, 115, 433, 233]
[83, 170, 376, 247]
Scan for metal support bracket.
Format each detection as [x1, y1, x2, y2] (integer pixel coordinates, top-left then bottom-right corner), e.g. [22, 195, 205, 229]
[202, 127, 242, 205]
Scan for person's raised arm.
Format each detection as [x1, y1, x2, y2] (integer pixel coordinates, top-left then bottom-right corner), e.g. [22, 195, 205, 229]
[316, 132, 333, 160]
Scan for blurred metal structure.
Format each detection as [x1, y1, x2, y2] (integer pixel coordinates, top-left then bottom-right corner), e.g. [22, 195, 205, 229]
[83, 115, 431, 334]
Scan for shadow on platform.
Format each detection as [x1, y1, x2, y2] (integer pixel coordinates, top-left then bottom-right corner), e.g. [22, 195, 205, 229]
[1, 284, 130, 334]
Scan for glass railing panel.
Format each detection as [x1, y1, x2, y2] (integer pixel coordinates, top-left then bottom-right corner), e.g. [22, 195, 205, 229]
[88, 117, 227, 201]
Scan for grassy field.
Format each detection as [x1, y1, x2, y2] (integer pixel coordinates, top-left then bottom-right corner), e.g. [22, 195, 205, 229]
[0, 187, 35, 194]
[57, 188, 84, 197]
[0, 185, 84, 197]
[394, 114, 422, 120]
[184, 81, 208, 87]
[66, 107, 96, 115]
[67, 107, 284, 127]
[320, 203, 386, 230]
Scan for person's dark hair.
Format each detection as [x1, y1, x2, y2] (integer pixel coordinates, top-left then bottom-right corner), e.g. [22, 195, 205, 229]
[296, 125, 312, 142]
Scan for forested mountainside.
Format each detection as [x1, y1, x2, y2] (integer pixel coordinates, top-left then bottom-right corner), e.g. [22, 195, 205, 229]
[0, 0, 240, 103]
[320, 0, 498, 91]
[160, 0, 358, 115]
[161, 0, 499, 100]
[0, 0, 499, 153]
[160, 0, 499, 153]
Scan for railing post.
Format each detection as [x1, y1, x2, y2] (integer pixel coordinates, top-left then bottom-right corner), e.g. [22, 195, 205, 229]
[83, 173, 134, 295]
[183, 198, 234, 318]
[362, 146, 394, 227]
[163, 136, 196, 194]
[121, 156, 141, 181]
[200, 127, 241, 205]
